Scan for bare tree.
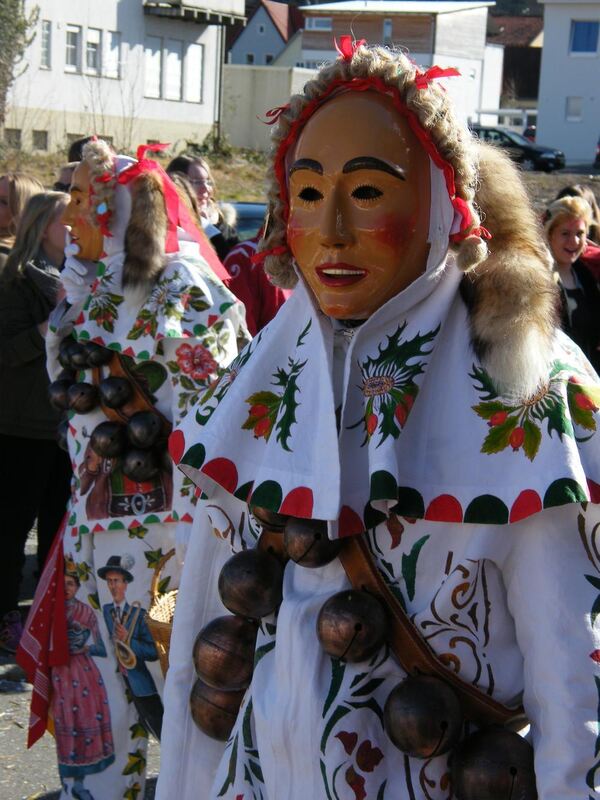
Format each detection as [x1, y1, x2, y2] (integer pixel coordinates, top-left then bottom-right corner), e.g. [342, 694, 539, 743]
[0, 1, 39, 127]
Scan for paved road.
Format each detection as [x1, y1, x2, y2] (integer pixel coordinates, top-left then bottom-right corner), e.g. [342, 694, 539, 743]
[0, 534, 160, 800]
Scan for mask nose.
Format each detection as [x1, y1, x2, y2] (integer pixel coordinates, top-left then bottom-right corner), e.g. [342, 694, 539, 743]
[320, 188, 353, 248]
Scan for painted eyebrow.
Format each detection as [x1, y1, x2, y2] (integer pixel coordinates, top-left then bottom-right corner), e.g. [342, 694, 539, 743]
[342, 157, 406, 181]
[289, 158, 323, 175]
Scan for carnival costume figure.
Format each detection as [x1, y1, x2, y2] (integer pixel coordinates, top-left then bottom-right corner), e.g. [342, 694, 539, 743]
[159, 42, 600, 800]
[18, 139, 248, 800]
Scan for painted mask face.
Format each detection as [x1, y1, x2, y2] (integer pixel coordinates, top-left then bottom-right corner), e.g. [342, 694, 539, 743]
[61, 161, 104, 260]
[287, 91, 431, 320]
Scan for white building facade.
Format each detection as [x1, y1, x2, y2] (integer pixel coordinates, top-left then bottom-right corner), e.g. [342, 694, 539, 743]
[537, 0, 600, 163]
[6, 0, 244, 153]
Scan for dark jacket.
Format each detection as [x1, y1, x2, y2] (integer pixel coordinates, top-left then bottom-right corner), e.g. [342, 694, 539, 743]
[558, 259, 600, 374]
[0, 256, 62, 439]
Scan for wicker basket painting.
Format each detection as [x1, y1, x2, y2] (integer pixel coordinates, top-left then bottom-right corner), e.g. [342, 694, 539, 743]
[147, 548, 177, 677]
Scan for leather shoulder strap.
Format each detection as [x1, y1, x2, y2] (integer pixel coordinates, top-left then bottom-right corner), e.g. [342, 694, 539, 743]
[339, 534, 523, 727]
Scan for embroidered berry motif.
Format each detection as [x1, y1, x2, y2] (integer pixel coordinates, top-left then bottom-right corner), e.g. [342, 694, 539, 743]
[509, 426, 525, 451]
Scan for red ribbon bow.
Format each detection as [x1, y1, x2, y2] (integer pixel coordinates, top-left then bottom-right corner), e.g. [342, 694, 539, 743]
[260, 104, 291, 126]
[414, 65, 461, 90]
[335, 35, 366, 61]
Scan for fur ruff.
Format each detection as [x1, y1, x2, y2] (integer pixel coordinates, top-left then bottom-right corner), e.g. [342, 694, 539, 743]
[462, 142, 558, 400]
[123, 172, 167, 289]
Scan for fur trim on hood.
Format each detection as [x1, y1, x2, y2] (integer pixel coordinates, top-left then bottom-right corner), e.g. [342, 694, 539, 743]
[123, 171, 167, 289]
[461, 142, 558, 400]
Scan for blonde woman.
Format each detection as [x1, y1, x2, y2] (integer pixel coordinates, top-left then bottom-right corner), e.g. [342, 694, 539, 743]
[0, 172, 44, 267]
[544, 195, 600, 372]
[0, 191, 72, 652]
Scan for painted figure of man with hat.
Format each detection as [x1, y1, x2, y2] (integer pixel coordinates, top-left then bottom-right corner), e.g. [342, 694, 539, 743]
[98, 554, 161, 737]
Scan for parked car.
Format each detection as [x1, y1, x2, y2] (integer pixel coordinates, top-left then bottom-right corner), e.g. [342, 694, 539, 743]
[523, 125, 536, 142]
[470, 125, 565, 172]
[595, 136, 600, 168]
[225, 201, 267, 241]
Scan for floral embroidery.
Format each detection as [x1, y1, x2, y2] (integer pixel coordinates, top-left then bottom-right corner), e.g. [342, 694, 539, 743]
[242, 356, 306, 448]
[126, 270, 210, 340]
[472, 361, 600, 461]
[349, 323, 439, 445]
[85, 263, 124, 333]
[176, 343, 218, 381]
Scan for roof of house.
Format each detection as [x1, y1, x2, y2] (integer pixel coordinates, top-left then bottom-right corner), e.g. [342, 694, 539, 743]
[300, 1, 494, 14]
[259, 0, 304, 41]
[487, 14, 543, 45]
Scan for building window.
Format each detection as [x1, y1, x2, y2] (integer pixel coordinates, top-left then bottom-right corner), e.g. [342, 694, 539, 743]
[566, 96, 583, 121]
[258, 23, 265, 35]
[86, 28, 101, 74]
[32, 130, 48, 150]
[144, 35, 162, 98]
[306, 17, 332, 31]
[383, 18, 392, 44]
[165, 38, 183, 101]
[41, 20, 51, 69]
[104, 31, 121, 79]
[4, 129, 21, 149]
[65, 24, 81, 72]
[184, 43, 203, 103]
[570, 20, 599, 54]
[246, 53, 255, 64]
[265, 54, 274, 64]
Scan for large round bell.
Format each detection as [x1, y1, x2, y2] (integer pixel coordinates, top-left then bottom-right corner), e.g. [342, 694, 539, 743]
[383, 675, 463, 759]
[250, 505, 289, 532]
[121, 448, 159, 482]
[452, 726, 537, 800]
[57, 419, 70, 452]
[283, 517, 343, 568]
[193, 615, 258, 690]
[189, 678, 245, 741]
[84, 341, 113, 367]
[127, 411, 162, 449]
[317, 589, 388, 662]
[99, 376, 133, 409]
[48, 378, 74, 411]
[90, 421, 128, 458]
[58, 337, 75, 369]
[67, 382, 99, 414]
[67, 341, 89, 369]
[218, 549, 284, 619]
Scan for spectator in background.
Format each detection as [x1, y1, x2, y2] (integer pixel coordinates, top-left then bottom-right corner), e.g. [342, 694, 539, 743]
[555, 184, 600, 279]
[0, 191, 72, 653]
[0, 173, 44, 270]
[545, 195, 600, 372]
[166, 154, 239, 261]
[53, 162, 77, 193]
[223, 235, 290, 335]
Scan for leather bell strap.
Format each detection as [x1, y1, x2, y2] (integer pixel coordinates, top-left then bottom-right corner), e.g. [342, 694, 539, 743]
[339, 534, 524, 728]
[91, 352, 172, 437]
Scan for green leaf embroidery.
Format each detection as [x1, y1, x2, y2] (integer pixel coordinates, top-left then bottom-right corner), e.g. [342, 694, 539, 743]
[401, 535, 430, 601]
[320, 704, 351, 754]
[217, 733, 239, 797]
[122, 750, 146, 776]
[481, 416, 519, 454]
[323, 659, 346, 717]
[522, 418, 542, 461]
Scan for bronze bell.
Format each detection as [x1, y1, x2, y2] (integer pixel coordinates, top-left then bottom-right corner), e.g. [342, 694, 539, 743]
[452, 726, 537, 800]
[57, 419, 69, 452]
[283, 517, 343, 568]
[189, 678, 245, 741]
[48, 378, 74, 411]
[121, 448, 159, 482]
[127, 411, 162, 449]
[383, 675, 463, 759]
[192, 615, 258, 691]
[250, 505, 289, 532]
[58, 337, 74, 369]
[67, 382, 99, 414]
[83, 341, 113, 367]
[67, 341, 89, 369]
[90, 421, 127, 458]
[317, 589, 388, 662]
[99, 376, 133, 409]
[218, 549, 284, 619]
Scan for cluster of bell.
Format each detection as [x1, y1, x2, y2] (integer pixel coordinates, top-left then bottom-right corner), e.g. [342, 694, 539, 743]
[190, 507, 537, 798]
[49, 336, 169, 482]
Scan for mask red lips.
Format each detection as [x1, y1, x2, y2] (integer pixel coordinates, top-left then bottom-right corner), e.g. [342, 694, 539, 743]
[316, 263, 368, 287]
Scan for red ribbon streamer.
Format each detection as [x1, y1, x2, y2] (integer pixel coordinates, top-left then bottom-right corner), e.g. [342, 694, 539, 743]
[414, 65, 461, 90]
[334, 35, 366, 61]
[260, 105, 291, 126]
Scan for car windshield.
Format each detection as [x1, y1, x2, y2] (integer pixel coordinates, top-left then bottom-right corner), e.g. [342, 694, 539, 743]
[503, 130, 531, 146]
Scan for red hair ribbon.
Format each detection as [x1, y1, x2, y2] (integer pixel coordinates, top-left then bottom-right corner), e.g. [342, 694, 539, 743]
[415, 65, 461, 90]
[251, 244, 289, 266]
[335, 35, 366, 61]
[260, 105, 291, 126]
[116, 142, 230, 281]
[471, 225, 492, 240]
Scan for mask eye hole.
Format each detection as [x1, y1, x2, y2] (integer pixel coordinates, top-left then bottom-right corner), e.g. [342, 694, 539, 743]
[352, 185, 383, 201]
[298, 186, 323, 203]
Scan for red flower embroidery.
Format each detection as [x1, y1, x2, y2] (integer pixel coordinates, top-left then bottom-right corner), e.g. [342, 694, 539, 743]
[355, 740, 384, 772]
[345, 766, 366, 800]
[590, 650, 600, 663]
[335, 730, 358, 755]
[176, 343, 218, 381]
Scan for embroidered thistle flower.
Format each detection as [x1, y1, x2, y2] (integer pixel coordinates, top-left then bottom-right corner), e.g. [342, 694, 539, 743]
[176, 343, 218, 381]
